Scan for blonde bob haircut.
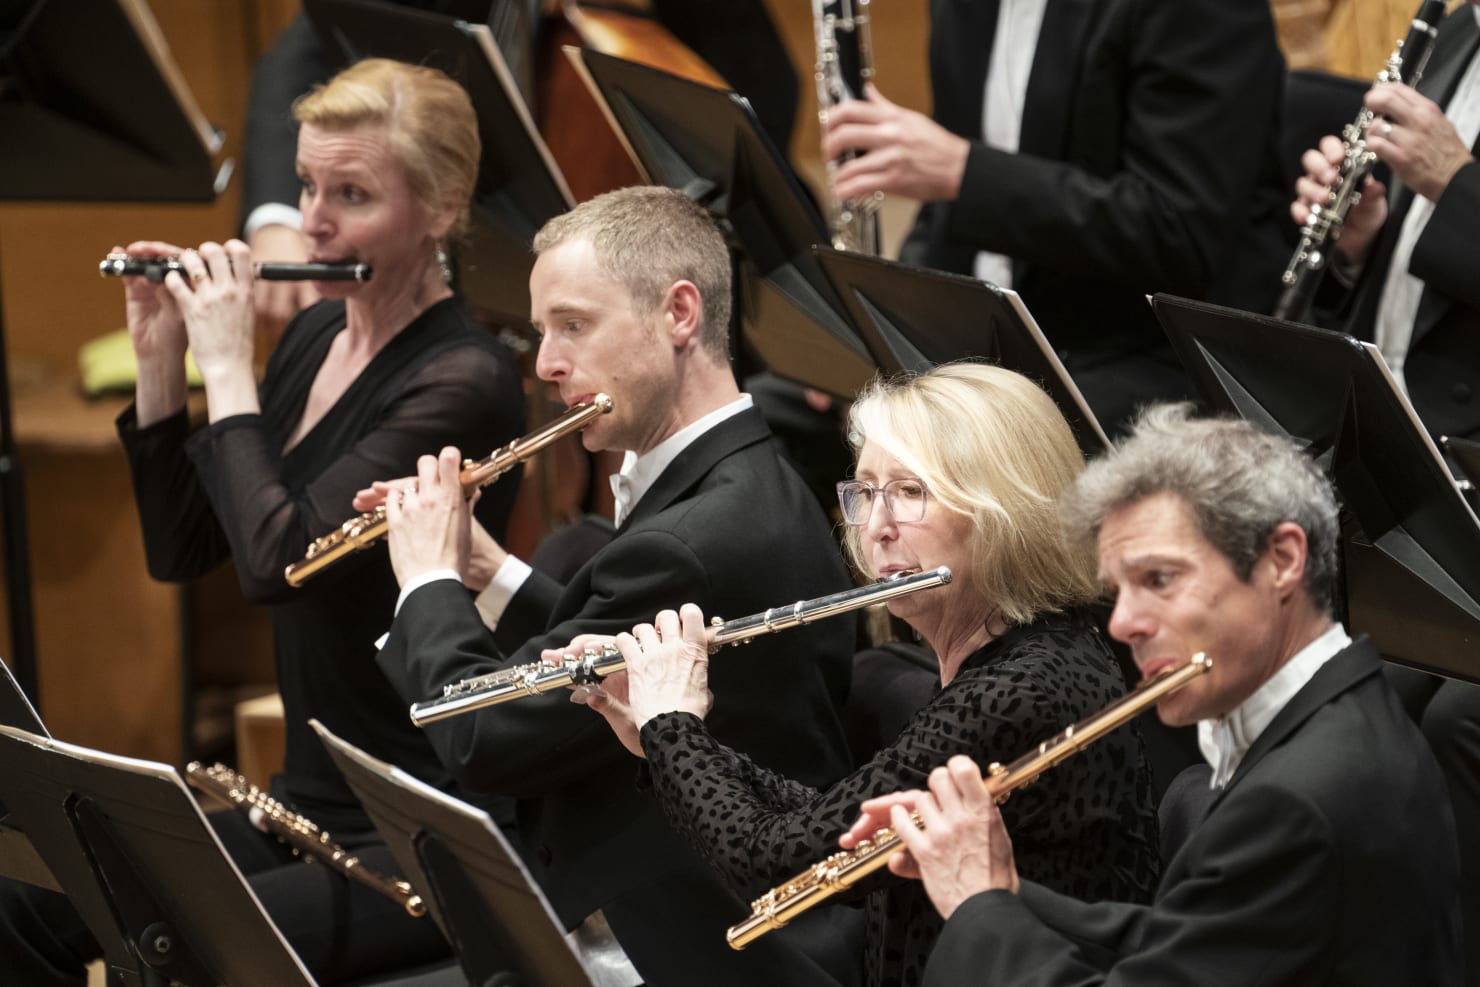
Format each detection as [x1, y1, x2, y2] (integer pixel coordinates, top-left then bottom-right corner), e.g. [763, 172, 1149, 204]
[293, 58, 480, 238]
[842, 362, 1100, 625]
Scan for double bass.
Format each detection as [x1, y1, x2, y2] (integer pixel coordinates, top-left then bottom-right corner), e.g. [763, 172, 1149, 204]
[535, 0, 728, 202]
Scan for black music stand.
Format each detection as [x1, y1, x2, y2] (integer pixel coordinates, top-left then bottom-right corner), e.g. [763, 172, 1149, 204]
[813, 247, 1111, 457]
[570, 48, 876, 400]
[0, 0, 230, 706]
[1153, 293, 1480, 683]
[0, 724, 314, 987]
[0, 656, 58, 893]
[303, 0, 574, 326]
[311, 719, 626, 987]
[1443, 435, 1480, 492]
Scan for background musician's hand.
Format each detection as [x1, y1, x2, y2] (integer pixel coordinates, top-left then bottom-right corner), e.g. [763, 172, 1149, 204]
[248, 223, 319, 342]
[890, 756, 1020, 919]
[617, 605, 714, 728]
[1291, 135, 1387, 266]
[823, 84, 969, 203]
[385, 447, 470, 586]
[1364, 81, 1476, 204]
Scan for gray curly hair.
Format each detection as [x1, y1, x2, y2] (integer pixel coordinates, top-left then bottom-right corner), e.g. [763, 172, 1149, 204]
[1060, 403, 1340, 614]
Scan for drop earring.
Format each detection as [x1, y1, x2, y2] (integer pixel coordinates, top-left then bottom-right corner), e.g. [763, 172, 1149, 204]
[436, 243, 453, 285]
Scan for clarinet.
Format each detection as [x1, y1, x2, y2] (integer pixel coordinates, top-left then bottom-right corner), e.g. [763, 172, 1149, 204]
[726, 653, 1212, 949]
[100, 252, 372, 283]
[409, 566, 953, 725]
[814, 0, 882, 254]
[185, 762, 426, 917]
[1273, 0, 1446, 322]
[284, 395, 613, 587]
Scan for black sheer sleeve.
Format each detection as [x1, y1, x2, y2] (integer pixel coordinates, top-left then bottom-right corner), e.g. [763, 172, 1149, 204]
[118, 318, 523, 603]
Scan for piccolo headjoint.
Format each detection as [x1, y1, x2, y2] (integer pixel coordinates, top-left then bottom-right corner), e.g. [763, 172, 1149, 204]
[99, 252, 372, 283]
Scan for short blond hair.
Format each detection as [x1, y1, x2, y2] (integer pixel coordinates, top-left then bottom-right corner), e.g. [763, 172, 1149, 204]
[294, 58, 479, 238]
[843, 363, 1100, 624]
[532, 186, 732, 361]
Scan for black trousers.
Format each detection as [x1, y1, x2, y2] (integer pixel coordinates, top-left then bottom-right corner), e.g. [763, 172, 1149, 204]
[0, 809, 451, 986]
[1386, 665, 1480, 987]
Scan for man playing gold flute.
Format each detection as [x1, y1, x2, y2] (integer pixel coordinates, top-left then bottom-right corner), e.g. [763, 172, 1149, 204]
[368, 186, 858, 987]
[852, 406, 1463, 986]
[568, 363, 1160, 986]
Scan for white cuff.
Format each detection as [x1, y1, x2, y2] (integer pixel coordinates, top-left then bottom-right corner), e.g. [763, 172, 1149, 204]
[244, 203, 304, 238]
[474, 556, 533, 630]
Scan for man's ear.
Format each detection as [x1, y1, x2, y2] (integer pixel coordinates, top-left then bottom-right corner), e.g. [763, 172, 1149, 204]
[664, 280, 703, 348]
[1263, 521, 1309, 599]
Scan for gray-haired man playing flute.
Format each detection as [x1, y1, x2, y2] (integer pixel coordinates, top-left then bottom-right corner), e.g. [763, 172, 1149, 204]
[849, 405, 1462, 986]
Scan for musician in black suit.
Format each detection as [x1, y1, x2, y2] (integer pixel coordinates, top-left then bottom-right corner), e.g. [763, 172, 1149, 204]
[366, 187, 857, 987]
[822, 0, 1288, 435]
[846, 405, 1463, 986]
[1294, 9, 1480, 980]
[1294, 1, 1480, 443]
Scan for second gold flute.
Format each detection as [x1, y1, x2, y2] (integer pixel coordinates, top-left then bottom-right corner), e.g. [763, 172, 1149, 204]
[726, 652, 1212, 949]
[409, 566, 954, 725]
[284, 395, 613, 587]
[186, 761, 426, 918]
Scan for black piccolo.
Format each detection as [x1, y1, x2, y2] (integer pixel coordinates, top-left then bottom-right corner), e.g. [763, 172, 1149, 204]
[99, 252, 372, 283]
[408, 566, 953, 726]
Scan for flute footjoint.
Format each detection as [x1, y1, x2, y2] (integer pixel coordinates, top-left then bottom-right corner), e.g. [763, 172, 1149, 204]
[408, 566, 954, 726]
[186, 761, 426, 917]
[725, 652, 1212, 949]
[284, 395, 613, 587]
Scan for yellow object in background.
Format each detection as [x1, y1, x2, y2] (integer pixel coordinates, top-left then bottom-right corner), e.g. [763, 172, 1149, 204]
[78, 329, 203, 397]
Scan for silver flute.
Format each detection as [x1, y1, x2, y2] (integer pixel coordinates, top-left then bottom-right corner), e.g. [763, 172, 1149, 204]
[100, 251, 372, 283]
[409, 566, 953, 726]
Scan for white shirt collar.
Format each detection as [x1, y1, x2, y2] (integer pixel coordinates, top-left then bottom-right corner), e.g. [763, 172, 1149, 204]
[1197, 623, 1352, 788]
[610, 395, 753, 527]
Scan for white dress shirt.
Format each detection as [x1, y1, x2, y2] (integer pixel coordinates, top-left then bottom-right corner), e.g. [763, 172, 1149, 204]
[973, 0, 1048, 290]
[1197, 623, 1352, 788]
[465, 394, 754, 629]
[1374, 12, 1480, 393]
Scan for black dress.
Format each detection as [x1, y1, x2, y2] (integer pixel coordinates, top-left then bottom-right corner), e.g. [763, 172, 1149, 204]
[639, 608, 1160, 987]
[117, 296, 525, 831]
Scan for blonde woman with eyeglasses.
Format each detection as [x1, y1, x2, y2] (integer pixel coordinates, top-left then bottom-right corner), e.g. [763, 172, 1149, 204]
[567, 361, 1160, 987]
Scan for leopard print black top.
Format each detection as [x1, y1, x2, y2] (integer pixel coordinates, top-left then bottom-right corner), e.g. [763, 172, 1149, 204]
[639, 608, 1160, 987]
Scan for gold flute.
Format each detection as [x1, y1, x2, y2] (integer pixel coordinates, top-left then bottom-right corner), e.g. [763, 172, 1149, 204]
[284, 394, 613, 587]
[185, 761, 427, 918]
[409, 566, 953, 725]
[726, 652, 1212, 949]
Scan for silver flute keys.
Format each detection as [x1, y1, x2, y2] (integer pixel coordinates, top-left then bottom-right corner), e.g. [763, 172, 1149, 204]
[408, 566, 954, 725]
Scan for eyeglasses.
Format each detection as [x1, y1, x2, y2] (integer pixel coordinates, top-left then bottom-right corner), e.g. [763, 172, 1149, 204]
[836, 478, 929, 525]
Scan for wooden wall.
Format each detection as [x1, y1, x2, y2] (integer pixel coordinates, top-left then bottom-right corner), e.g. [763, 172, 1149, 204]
[0, 0, 297, 763]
